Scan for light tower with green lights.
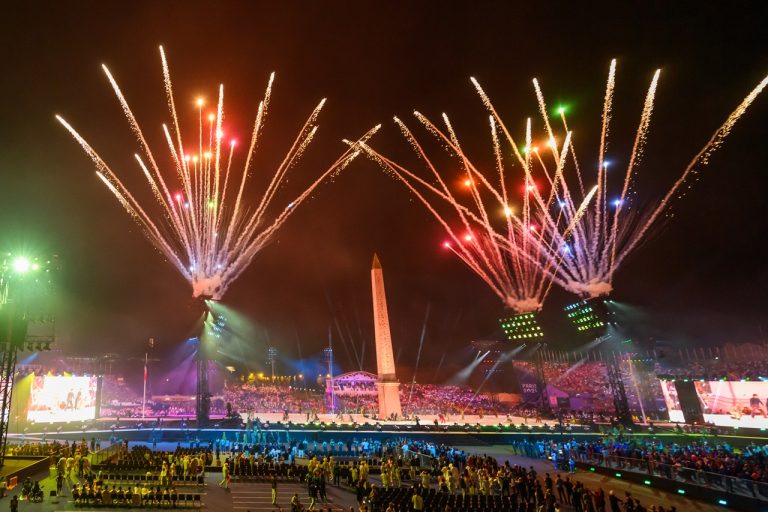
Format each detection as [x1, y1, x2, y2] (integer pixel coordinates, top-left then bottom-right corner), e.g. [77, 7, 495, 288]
[0, 253, 57, 467]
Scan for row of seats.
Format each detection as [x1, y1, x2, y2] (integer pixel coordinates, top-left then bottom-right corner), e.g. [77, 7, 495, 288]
[375, 488, 519, 511]
[226, 464, 306, 480]
[100, 474, 204, 485]
[71, 492, 203, 508]
[306, 454, 386, 465]
[228, 472, 304, 483]
[104, 462, 161, 470]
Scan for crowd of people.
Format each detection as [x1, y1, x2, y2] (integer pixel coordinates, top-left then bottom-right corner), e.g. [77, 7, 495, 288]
[7, 439, 92, 472]
[101, 401, 230, 419]
[98, 380, 518, 420]
[107, 445, 211, 474]
[542, 362, 612, 409]
[330, 385, 516, 419]
[69, 346, 768, 426]
[378, 456, 655, 512]
[11, 428, 768, 510]
[1, 439, 101, 505]
[283, 430, 768, 508]
[658, 358, 768, 381]
[64, 445, 211, 507]
[7, 439, 76, 458]
[400, 384, 513, 417]
[223, 384, 327, 416]
[284, 438, 683, 512]
[543, 437, 768, 498]
[71, 483, 183, 507]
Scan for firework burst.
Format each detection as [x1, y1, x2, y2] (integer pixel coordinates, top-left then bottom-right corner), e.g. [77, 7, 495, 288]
[57, 46, 378, 300]
[510, 60, 768, 298]
[350, 110, 590, 313]
[355, 59, 767, 305]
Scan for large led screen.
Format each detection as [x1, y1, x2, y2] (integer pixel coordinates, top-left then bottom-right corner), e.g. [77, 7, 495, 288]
[660, 379, 768, 427]
[27, 375, 98, 423]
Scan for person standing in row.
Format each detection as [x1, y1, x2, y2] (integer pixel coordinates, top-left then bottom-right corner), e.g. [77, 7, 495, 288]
[271, 475, 278, 506]
[219, 460, 230, 491]
[308, 480, 318, 511]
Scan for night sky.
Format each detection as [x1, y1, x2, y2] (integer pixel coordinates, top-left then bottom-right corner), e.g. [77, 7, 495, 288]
[1, 2, 767, 377]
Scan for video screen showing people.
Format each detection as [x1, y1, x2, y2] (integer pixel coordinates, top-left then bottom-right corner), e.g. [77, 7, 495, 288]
[27, 375, 97, 423]
[661, 379, 768, 427]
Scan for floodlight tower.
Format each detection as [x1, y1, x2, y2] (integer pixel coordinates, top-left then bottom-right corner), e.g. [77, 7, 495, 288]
[267, 347, 278, 380]
[498, 311, 545, 342]
[323, 346, 334, 414]
[563, 297, 617, 338]
[196, 296, 215, 425]
[0, 253, 56, 467]
[563, 297, 630, 424]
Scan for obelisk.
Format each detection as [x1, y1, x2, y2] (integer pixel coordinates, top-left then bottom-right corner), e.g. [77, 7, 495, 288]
[371, 254, 402, 419]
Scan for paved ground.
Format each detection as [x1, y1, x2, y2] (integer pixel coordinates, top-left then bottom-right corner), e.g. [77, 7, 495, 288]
[229, 481, 353, 511]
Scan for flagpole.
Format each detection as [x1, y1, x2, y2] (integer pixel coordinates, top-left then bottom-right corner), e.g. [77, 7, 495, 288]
[142, 352, 148, 420]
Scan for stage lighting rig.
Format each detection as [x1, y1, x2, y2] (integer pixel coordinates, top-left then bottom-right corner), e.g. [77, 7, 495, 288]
[0, 252, 58, 467]
[499, 311, 544, 341]
[564, 297, 616, 337]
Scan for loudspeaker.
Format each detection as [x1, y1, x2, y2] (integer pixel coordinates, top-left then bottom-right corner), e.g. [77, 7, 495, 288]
[674, 380, 705, 425]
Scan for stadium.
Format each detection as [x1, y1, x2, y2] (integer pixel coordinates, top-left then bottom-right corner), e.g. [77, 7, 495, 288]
[1, 3, 767, 512]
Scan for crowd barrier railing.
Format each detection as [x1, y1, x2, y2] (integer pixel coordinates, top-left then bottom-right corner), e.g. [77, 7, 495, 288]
[91, 442, 125, 466]
[392, 445, 448, 471]
[576, 453, 768, 501]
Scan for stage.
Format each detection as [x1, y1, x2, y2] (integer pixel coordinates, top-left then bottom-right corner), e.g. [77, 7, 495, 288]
[91, 412, 559, 427]
[0, 456, 49, 484]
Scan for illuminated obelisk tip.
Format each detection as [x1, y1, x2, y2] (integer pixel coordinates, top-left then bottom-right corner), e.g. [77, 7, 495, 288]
[370, 253, 402, 419]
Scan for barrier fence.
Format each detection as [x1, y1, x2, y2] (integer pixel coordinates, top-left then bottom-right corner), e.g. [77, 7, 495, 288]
[399, 440, 768, 503]
[90, 441, 125, 466]
[567, 451, 768, 502]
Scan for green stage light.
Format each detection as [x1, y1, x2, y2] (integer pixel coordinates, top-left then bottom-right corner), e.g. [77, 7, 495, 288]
[644, 480, 651, 485]
[564, 297, 611, 336]
[499, 311, 544, 341]
[12, 257, 31, 273]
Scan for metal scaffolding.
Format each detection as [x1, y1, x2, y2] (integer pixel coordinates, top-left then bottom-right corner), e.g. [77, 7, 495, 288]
[607, 356, 632, 426]
[0, 339, 18, 468]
